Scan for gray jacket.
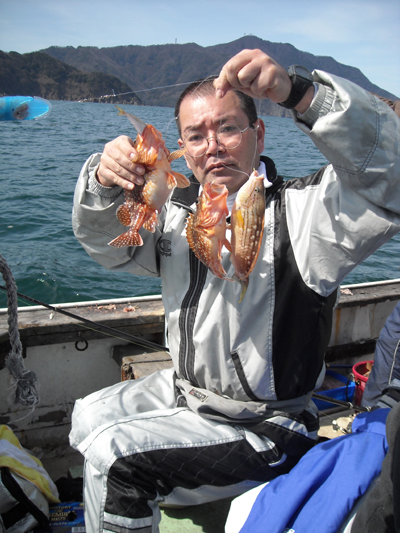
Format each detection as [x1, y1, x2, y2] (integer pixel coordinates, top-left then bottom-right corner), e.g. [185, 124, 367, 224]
[73, 70, 400, 427]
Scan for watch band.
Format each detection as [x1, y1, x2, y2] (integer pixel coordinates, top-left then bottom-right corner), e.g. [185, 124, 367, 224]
[278, 65, 313, 110]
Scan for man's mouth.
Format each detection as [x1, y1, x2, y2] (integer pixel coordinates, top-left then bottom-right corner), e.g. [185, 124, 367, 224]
[207, 162, 233, 173]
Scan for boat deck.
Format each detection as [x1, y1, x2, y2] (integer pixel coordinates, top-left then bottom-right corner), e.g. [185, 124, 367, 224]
[1, 280, 398, 531]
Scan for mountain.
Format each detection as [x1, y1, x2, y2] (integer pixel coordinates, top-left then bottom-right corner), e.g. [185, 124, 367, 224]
[0, 51, 141, 104]
[40, 35, 398, 115]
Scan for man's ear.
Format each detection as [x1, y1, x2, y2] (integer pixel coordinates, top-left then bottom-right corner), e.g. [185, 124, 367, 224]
[256, 119, 266, 154]
[178, 139, 193, 171]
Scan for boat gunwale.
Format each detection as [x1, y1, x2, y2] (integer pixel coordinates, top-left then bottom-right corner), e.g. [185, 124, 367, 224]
[0, 294, 163, 314]
[1, 279, 399, 315]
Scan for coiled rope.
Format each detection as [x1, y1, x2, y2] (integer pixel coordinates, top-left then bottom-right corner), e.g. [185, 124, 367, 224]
[0, 254, 39, 407]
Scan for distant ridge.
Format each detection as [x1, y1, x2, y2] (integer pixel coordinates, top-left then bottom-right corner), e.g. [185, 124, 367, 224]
[1, 36, 396, 115]
[40, 35, 398, 115]
[0, 50, 141, 104]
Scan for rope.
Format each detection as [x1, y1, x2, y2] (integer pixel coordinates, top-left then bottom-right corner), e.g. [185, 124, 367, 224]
[0, 254, 39, 407]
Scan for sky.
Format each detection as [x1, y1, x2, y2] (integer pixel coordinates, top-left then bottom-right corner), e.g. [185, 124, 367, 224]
[1, 0, 399, 97]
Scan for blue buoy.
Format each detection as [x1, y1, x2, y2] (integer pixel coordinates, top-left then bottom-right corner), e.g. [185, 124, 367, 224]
[0, 96, 51, 121]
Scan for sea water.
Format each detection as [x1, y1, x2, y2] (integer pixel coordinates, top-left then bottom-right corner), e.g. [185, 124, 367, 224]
[0, 101, 399, 308]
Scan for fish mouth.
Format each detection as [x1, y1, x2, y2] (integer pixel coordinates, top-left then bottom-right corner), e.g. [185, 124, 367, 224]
[205, 181, 228, 198]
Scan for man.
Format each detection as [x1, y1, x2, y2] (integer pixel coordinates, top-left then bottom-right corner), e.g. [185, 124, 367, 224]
[70, 49, 400, 532]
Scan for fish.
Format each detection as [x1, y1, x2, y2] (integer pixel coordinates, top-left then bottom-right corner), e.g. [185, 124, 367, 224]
[108, 106, 190, 247]
[230, 170, 265, 302]
[186, 181, 232, 280]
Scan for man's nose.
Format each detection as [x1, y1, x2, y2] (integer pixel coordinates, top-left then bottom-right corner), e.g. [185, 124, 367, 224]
[206, 136, 225, 155]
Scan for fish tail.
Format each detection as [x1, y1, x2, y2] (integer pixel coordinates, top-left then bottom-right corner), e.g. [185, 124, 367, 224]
[238, 279, 249, 303]
[114, 105, 147, 134]
[208, 261, 234, 281]
[232, 275, 249, 303]
[108, 230, 143, 247]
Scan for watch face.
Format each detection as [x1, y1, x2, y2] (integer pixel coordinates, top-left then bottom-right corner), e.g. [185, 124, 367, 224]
[290, 65, 312, 80]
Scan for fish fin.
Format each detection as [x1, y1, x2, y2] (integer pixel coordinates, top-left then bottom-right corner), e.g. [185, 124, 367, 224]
[171, 171, 190, 188]
[196, 210, 224, 227]
[224, 238, 232, 253]
[143, 211, 158, 233]
[185, 214, 197, 253]
[116, 204, 134, 226]
[108, 230, 143, 247]
[166, 173, 177, 189]
[168, 147, 187, 161]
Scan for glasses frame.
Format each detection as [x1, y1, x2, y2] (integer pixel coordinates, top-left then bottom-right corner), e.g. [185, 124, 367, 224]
[182, 122, 257, 158]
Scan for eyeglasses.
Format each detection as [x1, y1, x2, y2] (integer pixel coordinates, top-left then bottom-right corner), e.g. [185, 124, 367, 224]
[182, 123, 257, 158]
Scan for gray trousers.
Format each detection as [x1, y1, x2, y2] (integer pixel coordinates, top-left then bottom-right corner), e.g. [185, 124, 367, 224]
[70, 368, 312, 533]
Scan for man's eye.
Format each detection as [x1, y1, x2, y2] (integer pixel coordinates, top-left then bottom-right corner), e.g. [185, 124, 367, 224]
[219, 124, 238, 134]
[187, 133, 204, 144]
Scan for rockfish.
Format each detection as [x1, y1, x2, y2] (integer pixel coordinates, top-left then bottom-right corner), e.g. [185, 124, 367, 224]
[186, 181, 232, 279]
[109, 106, 190, 247]
[230, 170, 265, 302]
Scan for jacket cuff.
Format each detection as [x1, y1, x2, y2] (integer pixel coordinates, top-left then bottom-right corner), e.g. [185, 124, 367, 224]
[87, 161, 122, 199]
[296, 83, 336, 127]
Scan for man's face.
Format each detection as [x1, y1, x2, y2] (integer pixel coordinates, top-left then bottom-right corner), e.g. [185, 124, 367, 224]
[178, 91, 265, 195]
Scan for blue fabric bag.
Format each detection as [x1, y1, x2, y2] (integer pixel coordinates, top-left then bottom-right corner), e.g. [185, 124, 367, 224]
[238, 409, 389, 533]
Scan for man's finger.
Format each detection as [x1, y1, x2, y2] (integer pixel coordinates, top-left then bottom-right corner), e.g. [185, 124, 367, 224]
[213, 67, 231, 99]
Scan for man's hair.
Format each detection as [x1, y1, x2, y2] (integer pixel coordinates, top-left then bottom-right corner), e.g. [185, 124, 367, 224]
[174, 76, 258, 136]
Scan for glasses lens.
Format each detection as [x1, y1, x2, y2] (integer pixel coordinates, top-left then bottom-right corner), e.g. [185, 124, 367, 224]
[184, 131, 208, 157]
[183, 123, 252, 157]
[217, 124, 242, 150]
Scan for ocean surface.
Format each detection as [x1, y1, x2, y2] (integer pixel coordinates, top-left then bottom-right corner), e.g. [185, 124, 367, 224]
[1, 100, 399, 308]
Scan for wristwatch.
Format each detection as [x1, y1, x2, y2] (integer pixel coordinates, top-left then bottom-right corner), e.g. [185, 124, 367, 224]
[278, 65, 313, 109]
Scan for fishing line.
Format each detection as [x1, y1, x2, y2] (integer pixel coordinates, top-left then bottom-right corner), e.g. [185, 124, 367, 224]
[173, 74, 219, 125]
[163, 74, 219, 136]
[0, 285, 169, 353]
[79, 80, 209, 103]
